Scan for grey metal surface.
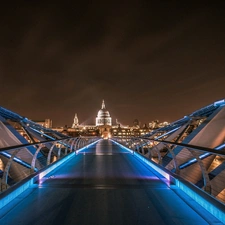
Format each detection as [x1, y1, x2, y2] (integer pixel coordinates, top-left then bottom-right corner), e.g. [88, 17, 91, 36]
[0, 140, 223, 225]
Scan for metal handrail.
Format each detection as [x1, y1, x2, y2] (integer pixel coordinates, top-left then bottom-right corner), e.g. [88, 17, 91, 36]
[112, 136, 225, 204]
[0, 137, 70, 152]
[0, 136, 100, 192]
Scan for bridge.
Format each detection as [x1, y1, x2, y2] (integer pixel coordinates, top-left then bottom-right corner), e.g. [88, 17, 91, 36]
[0, 100, 225, 224]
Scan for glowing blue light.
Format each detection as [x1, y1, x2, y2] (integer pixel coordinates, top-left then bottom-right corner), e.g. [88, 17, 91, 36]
[0, 139, 100, 211]
[0, 152, 38, 172]
[133, 151, 171, 182]
[76, 139, 101, 153]
[29, 127, 71, 147]
[38, 152, 75, 180]
[110, 139, 133, 154]
[29, 127, 56, 140]
[155, 127, 180, 140]
[179, 153, 211, 169]
[214, 99, 225, 106]
[111, 139, 170, 181]
[179, 143, 225, 169]
[176, 180, 225, 224]
[0, 178, 34, 210]
[40, 139, 100, 179]
[215, 143, 225, 150]
[112, 139, 225, 224]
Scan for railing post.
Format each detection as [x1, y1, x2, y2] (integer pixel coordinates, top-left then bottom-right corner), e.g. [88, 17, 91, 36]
[57, 143, 63, 159]
[189, 150, 212, 194]
[164, 144, 180, 174]
[47, 142, 57, 165]
[31, 145, 43, 174]
[1, 148, 20, 191]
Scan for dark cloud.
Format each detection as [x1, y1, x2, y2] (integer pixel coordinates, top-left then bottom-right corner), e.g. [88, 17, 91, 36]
[0, 1, 225, 126]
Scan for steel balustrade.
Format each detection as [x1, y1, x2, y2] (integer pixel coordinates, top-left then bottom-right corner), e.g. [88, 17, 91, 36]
[0, 136, 100, 192]
[112, 136, 225, 204]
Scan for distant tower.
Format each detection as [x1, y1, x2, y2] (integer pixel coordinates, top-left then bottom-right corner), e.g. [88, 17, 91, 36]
[72, 113, 79, 128]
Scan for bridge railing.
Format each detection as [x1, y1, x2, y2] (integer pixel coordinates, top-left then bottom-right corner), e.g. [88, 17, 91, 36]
[112, 136, 225, 205]
[0, 136, 100, 192]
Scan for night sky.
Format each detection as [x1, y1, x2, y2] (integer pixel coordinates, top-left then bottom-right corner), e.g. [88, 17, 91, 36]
[0, 2, 225, 127]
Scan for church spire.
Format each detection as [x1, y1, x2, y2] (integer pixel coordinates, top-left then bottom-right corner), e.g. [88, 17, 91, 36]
[102, 99, 105, 109]
[72, 113, 79, 128]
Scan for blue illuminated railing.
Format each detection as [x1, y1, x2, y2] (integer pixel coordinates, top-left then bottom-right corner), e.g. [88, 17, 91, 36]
[0, 136, 100, 192]
[111, 138, 225, 224]
[112, 136, 225, 205]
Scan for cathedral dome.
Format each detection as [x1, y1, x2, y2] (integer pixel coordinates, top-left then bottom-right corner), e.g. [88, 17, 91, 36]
[97, 109, 110, 118]
[96, 100, 112, 126]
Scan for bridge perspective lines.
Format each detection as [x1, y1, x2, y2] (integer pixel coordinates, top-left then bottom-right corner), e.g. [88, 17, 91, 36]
[0, 140, 224, 225]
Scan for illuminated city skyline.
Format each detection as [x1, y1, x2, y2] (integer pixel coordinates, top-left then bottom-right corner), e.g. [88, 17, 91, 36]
[0, 2, 224, 126]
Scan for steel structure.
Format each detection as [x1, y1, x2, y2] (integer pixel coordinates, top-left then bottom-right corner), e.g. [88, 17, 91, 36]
[112, 99, 225, 204]
[1, 100, 225, 203]
[1, 139, 224, 224]
[0, 106, 100, 192]
[0, 101, 225, 224]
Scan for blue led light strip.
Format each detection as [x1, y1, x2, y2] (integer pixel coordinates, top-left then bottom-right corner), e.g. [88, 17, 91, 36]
[179, 143, 225, 169]
[155, 127, 180, 140]
[0, 152, 38, 172]
[0, 139, 100, 211]
[111, 139, 225, 224]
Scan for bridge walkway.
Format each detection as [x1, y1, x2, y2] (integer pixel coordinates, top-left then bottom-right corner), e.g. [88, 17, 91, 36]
[0, 140, 223, 225]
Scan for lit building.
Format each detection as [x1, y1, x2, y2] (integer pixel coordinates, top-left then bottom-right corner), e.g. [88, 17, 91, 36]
[149, 120, 170, 129]
[51, 100, 169, 138]
[96, 100, 112, 138]
[33, 119, 52, 128]
[96, 100, 112, 126]
[111, 124, 152, 137]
